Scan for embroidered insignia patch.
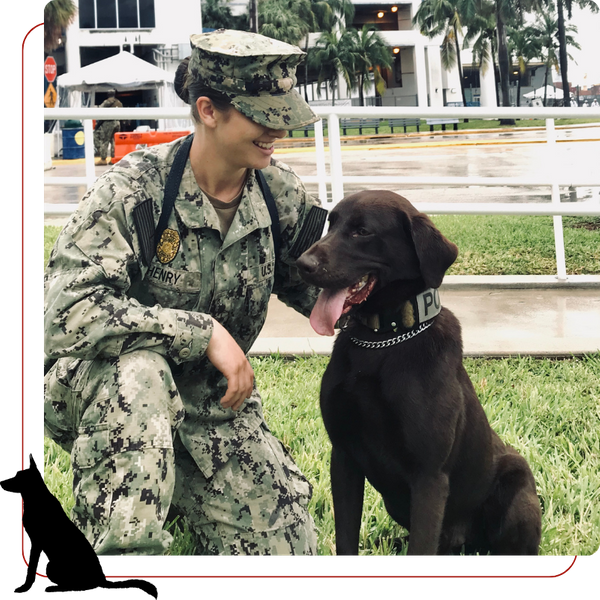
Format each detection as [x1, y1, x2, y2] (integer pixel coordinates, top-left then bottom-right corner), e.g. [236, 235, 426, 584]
[156, 228, 180, 264]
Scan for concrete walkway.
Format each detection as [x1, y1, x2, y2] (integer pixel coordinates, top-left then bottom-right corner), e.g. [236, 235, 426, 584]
[252, 277, 600, 357]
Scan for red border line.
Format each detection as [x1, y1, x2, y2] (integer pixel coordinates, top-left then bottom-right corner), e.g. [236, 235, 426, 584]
[106, 556, 579, 581]
[24, 22, 42, 469]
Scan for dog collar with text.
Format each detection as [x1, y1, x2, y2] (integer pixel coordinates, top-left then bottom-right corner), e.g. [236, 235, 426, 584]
[353, 288, 441, 334]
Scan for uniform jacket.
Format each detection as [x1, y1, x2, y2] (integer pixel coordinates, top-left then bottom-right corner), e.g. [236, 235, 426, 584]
[44, 136, 324, 477]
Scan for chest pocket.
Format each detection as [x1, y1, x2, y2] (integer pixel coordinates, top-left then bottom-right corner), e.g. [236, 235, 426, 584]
[143, 262, 201, 311]
[245, 259, 275, 318]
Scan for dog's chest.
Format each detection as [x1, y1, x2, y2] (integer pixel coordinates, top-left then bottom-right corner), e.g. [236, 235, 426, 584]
[320, 366, 422, 481]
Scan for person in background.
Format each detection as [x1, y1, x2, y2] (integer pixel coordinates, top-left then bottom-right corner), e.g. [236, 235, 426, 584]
[94, 89, 123, 164]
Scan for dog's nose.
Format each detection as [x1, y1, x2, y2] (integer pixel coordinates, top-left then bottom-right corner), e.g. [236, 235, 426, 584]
[296, 253, 320, 275]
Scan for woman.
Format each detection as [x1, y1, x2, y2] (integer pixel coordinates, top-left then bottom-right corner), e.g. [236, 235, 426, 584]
[44, 30, 327, 556]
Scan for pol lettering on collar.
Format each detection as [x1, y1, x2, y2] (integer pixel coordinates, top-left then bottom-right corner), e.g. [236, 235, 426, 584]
[416, 288, 441, 322]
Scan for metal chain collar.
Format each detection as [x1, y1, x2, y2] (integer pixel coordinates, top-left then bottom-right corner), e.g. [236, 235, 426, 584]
[349, 320, 434, 349]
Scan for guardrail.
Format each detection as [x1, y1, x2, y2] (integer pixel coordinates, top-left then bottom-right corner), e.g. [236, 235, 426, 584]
[44, 106, 600, 282]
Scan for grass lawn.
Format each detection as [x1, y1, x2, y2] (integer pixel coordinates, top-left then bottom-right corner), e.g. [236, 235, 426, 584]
[44, 354, 600, 556]
[288, 118, 600, 138]
[44, 215, 600, 275]
[42, 212, 600, 556]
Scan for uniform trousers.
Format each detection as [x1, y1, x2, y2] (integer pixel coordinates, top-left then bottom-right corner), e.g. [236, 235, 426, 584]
[44, 349, 317, 556]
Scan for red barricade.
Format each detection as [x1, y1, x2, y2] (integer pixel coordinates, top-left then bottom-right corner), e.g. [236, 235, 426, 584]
[112, 130, 191, 163]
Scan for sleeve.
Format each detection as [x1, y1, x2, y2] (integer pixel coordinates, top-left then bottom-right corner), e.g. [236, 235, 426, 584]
[44, 172, 213, 365]
[263, 163, 328, 318]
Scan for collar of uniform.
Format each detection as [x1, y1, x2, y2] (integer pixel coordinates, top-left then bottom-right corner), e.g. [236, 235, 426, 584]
[172, 166, 272, 241]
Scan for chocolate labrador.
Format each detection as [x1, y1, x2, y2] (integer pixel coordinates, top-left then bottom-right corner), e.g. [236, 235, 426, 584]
[296, 190, 542, 555]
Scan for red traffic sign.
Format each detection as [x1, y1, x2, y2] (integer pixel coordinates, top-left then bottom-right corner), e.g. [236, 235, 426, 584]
[45, 56, 57, 83]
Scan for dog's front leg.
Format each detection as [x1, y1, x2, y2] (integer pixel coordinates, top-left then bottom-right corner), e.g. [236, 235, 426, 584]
[331, 446, 365, 555]
[15, 543, 42, 593]
[407, 472, 450, 555]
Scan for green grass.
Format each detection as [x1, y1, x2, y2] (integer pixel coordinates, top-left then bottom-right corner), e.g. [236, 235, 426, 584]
[432, 215, 600, 276]
[288, 118, 600, 138]
[44, 353, 600, 556]
[44, 217, 600, 276]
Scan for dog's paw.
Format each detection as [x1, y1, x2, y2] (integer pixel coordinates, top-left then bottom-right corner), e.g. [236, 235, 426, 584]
[15, 583, 32, 593]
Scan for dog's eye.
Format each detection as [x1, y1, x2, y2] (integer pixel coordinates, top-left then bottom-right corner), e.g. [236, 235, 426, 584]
[353, 227, 371, 237]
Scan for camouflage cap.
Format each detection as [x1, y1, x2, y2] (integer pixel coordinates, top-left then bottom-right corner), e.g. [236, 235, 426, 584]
[188, 29, 319, 130]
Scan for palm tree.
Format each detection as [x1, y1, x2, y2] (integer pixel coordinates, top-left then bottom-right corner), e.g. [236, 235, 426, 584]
[202, 0, 248, 30]
[309, 28, 357, 105]
[488, 0, 518, 113]
[507, 25, 542, 106]
[348, 25, 393, 106]
[285, 0, 356, 100]
[44, 0, 77, 53]
[259, 0, 316, 46]
[413, 0, 469, 107]
[530, 8, 580, 106]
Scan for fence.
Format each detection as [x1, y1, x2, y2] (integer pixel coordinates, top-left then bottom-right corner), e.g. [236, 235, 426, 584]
[44, 105, 600, 283]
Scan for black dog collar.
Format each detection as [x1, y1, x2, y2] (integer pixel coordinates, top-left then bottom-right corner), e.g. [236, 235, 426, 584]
[343, 288, 441, 349]
[354, 288, 441, 334]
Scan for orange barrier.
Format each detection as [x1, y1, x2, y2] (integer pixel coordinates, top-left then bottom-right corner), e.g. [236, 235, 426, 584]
[112, 130, 191, 163]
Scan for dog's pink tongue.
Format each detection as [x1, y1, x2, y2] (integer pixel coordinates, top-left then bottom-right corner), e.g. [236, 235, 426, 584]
[310, 288, 348, 336]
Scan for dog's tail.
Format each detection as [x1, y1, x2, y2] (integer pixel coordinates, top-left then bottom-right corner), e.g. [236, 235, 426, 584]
[102, 579, 158, 598]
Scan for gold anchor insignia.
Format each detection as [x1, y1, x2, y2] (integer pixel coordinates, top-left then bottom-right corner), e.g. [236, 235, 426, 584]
[156, 229, 180, 264]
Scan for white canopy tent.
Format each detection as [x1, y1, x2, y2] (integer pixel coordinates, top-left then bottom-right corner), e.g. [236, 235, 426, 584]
[56, 51, 190, 130]
[524, 85, 564, 100]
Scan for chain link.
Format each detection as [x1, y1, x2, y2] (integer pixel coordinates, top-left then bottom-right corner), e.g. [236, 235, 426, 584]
[349, 321, 433, 349]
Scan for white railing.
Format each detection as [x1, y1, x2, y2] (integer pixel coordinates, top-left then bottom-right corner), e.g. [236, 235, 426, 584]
[44, 106, 600, 283]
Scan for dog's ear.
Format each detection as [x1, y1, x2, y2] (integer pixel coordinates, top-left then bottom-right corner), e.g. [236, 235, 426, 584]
[29, 454, 38, 471]
[409, 214, 458, 288]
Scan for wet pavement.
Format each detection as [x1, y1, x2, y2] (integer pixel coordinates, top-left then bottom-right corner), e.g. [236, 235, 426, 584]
[44, 126, 600, 357]
[253, 284, 600, 357]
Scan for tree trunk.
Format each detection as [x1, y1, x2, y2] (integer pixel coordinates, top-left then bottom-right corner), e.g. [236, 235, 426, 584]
[304, 34, 310, 102]
[453, 22, 467, 107]
[495, 3, 515, 124]
[557, 0, 571, 107]
[544, 62, 549, 107]
[359, 74, 364, 106]
[249, 0, 259, 33]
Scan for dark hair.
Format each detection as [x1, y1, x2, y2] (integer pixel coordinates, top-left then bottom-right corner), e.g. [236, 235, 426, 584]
[174, 57, 232, 123]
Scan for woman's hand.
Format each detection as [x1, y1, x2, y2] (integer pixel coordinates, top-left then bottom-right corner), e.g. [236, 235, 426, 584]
[205, 318, 254, 411]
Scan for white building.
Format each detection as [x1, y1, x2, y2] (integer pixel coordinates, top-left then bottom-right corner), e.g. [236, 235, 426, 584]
[289, 0, 497, 108]
[334, 0, 467, 107]
[55, 0, 201, 112]
[54, 0, 499, 114]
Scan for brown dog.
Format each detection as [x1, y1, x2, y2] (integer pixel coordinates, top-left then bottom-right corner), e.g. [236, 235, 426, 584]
[296, 190, 542, 555]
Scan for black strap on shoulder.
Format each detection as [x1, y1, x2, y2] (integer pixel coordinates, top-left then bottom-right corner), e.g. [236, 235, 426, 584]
[154, 134, 281, 261]
[155, 133, 195, 252]
[255, 169, 281, 262]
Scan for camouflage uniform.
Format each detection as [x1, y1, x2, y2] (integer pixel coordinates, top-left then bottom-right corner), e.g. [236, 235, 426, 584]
[94, 95, 123, 161]
[44, 31, 323, 556]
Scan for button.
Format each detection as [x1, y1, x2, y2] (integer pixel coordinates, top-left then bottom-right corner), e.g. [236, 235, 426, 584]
[179, 347, 191, 359]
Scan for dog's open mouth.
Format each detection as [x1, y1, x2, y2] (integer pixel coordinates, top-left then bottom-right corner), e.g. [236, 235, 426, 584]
[310, 274, 377, 336]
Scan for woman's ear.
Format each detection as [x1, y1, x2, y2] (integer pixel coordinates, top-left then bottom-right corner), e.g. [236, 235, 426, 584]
[195, 97, 218, 128]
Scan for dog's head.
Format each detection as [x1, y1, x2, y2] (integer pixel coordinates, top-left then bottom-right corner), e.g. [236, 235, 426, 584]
[0, 455, 40, 494]
[296, 191, 458, 335]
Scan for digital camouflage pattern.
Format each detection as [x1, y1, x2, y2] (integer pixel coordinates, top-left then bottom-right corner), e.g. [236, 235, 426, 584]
[44, 136, 323, 555]
[188, 30, 319, 130]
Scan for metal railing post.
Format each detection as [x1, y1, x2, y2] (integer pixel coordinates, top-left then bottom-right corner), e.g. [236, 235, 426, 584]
[326, 113, 344, 205]
[546, 118, 568, 281]
[83, 118, 95, 189]
[313, 118, 328, 204]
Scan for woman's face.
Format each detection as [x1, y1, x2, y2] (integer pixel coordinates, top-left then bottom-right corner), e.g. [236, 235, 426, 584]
[212, 107, 287, 170]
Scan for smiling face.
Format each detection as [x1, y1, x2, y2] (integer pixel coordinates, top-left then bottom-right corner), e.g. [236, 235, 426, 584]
[210, 105, 288, 170]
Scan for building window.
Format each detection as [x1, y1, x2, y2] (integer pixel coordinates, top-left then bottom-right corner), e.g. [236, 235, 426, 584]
[78, 0, 155, 29]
